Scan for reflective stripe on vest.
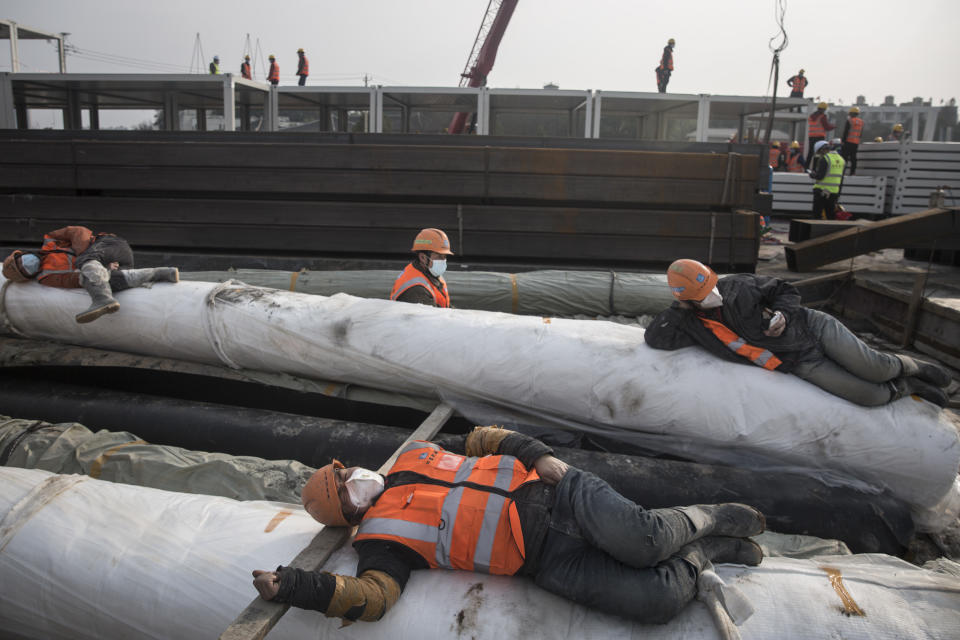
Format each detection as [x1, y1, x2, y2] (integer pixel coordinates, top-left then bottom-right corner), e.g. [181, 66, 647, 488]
[815, 152, 845, 194]
[37, 235, 79, 284]
[786, 151, 803, 172]
[268, 63, 279, 82]
[355, 443, 537, 575]
[769, 148, 781, 168]
[846, 117, 863, 144]
[389, 263, 450, 307]
[298, 57, 309, 76]
[790, 76, 807, 92]
[698, 316, 782, 370]
[808, 113, 826, 138]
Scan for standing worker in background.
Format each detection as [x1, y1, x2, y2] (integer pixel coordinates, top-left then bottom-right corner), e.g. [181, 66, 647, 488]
[808, 140, 845, 220]
[841, 107, 864, 175]
[389, 228, 453, 307]
[655, 38, 675, 93]
[806, 102, 834, 167]
[251, 426, 766, 625]
[2, 226, 179, 324]
[888, 123, 905, 141]
[296, 48, 309, 86]
[240, 55, 252, 80]
[786, 69, 807, 98]
[786, 140, 805, 172]
[267, 55, 280, 86]
[209, 55, 221, 75]
[645, 259, 951, 408]
[769, 142, 785, 172]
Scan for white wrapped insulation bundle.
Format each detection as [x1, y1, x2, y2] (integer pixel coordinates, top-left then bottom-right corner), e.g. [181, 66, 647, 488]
[1, 276, 958, 529]
[1, 468, 959, 640]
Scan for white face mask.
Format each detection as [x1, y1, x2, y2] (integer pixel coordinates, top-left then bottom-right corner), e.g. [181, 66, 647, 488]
[698, 287, 723, 309]
[19, 253, 40, 275]
[345, 468, 384, 511]
[429, 258, 447, 278]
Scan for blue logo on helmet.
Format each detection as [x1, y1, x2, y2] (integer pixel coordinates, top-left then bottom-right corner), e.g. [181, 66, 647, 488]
[696, 274, 706, 283]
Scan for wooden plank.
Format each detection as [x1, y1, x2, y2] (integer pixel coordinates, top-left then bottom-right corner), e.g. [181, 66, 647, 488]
[784, 207, 960, 272]
[218, 402, 456, 640]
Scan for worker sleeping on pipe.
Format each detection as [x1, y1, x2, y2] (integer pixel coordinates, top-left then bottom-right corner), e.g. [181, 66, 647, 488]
[252, 425, 765, 624]
[2, 225, 179, 324]
[644, 259, 953, 408]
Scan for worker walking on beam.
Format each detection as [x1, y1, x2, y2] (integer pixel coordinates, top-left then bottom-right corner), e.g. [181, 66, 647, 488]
[655, 38, 675, 93]
[389, 228, 454, 307]
[645, 259, 952, 408]
[296, 48, 309, 85]
[2, 226, 180, 324]
[209, 55, 221, 75]
[267, 54, 280, 86]
[809, 140, 845, 220]
[240, 54, 252, 80]
[805, 101, 834, 167]
[841, 107, 864, 175]
[251, 425, 766, 624]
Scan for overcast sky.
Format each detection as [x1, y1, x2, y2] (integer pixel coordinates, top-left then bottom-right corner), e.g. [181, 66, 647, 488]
[3, 0, 959, 105]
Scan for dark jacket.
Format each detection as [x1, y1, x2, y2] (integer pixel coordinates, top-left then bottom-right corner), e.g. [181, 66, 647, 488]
[644, 274, 822, 373]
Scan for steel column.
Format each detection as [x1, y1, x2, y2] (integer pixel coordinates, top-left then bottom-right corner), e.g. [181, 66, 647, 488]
[222, 75, 236, 131]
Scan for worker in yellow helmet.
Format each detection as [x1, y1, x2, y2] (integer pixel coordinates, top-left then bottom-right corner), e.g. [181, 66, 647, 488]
[841, 106, 864, 175]
[240, 55, 252, 80]
[786, 140, 805, 172]
[806, 101, 835, 167]
[786, 68, 808, 98]
[888, 122, 905, 142]
[267, 54, 279, 86]
[656, 38, 675, 93]
[296, 47, 309, 86]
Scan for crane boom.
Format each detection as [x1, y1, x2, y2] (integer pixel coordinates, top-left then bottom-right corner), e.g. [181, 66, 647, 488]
[450, 0, 518, 134]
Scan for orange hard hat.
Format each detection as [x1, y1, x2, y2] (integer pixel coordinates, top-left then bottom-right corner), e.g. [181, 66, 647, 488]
[301, 460, 350, 526]
[2, 250, 30, 283]
[411, 228, 453, 255]
[667, 259, 718, 301]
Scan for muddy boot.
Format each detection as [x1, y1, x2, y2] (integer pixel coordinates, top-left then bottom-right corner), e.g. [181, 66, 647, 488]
[76, 278, 120, 324]
[676, 503, 766, 539]
[677, 536, 763, 570]
[122, 267, 180, 288]
[897, 355, 952, 388]
[890, 377, 948, 408]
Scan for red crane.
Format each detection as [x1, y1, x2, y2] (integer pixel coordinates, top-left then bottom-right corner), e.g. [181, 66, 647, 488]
[449, 0, 519, 134]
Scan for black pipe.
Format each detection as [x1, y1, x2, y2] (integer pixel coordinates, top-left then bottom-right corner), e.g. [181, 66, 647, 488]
[0, 377, 913, 554]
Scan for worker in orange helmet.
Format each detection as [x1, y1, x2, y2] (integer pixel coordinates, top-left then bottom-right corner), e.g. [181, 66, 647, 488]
[645, 259, 951, 407]
[250, 425, 766, 624]
[389, 228, 454, 307]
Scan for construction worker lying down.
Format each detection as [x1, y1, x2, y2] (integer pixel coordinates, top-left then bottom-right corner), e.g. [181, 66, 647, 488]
[645, 259, 952, 407]
[251, 426, 766, 624]
[2, 226, 179, 324]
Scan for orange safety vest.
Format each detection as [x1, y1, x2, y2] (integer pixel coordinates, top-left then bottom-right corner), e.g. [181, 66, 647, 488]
[786, 150, 804, 172]
[389, 263, 450, 307]
[37, 234, 81, 288]
[846, 116, 863, 144]
[808, 113, 826, 138]
[789, 75, 807, 93]
[698, 316, 783, 370]
[660, 48, 674, 71]
[268, 62, 280, 82]
[240, 62, 252, 80]
[298, 56, 309, 76]
[355, 441, 540, 575]
[769, 147, 781, 169]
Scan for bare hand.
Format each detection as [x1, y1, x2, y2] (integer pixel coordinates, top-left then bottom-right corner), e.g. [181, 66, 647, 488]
[534, 455, 569, 485]
[253, 570, 280, 601]
[763, 311, 787, 337]
[108, 262, 120, 271]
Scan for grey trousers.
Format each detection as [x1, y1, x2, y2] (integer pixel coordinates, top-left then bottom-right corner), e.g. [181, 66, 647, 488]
[791, 308, 901, 406]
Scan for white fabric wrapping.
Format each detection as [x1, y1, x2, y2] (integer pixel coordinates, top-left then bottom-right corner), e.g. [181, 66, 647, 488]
[1, 276, 958, 528]
[2, 468, 959, 640]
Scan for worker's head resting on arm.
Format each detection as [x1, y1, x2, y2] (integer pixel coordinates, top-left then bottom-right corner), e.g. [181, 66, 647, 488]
[412, 227, 454, 278]
[2, 250, 40, 282]
[667, 259, 723, 309]
[302, 459, 385, 526]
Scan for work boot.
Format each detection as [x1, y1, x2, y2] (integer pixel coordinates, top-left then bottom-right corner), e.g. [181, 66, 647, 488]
[677, 536, 764, 571]
[122, 267, 180, 288]
[75, 278, 120, 324]
[897, 354, 952, 388]
[890, 376, 948, 408]
[675, 503, 766, 539]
